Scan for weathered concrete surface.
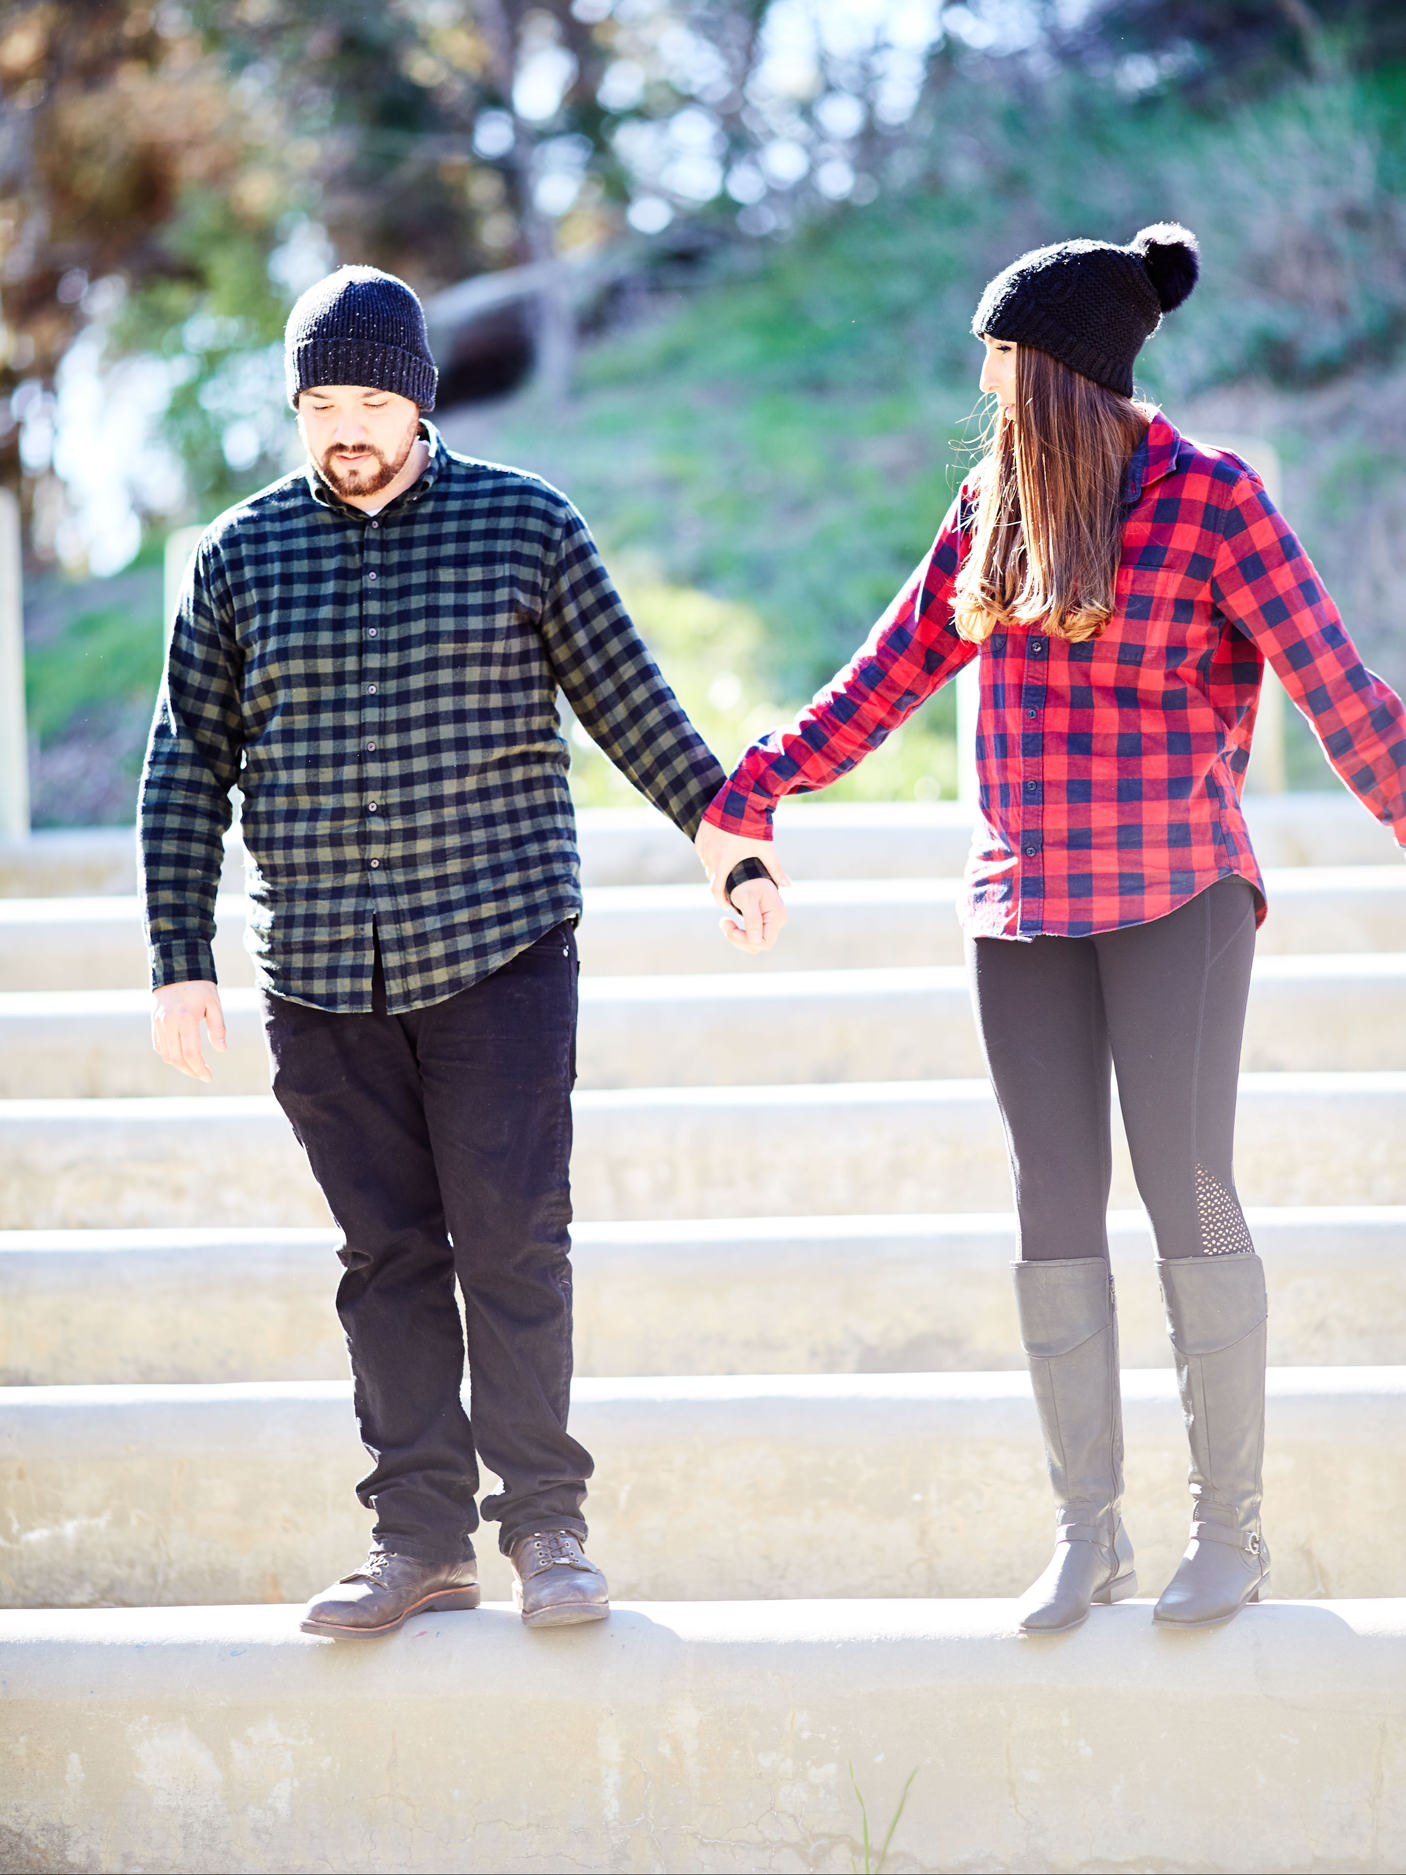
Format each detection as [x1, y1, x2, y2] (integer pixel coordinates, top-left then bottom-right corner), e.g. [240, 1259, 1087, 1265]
[2, 1074, 1405, 1229]
[4, 865, 1404, 991]
[3, 1208, 1402, 1386]
[2, 950, 1403, 1098]
[2, 1367, 1401, 1608]
[2, 1598, 1404, 1874]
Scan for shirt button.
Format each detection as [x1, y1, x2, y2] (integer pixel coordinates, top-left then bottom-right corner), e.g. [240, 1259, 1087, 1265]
[1026, 709, 1037, 719]
[366, 741, 377, 752]
[369, 859, 381, 869]
[1024, 844, 1038, 856]
[1025, 780, 1037, 792]
[370, 521, 380, 529]
[366, 684, 377, 694]
[367, 570, 377, 580]
[368, 802, 379, 812]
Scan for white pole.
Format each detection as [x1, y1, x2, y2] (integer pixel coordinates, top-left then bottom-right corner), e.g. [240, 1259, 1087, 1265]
[0, 489, 29, 840]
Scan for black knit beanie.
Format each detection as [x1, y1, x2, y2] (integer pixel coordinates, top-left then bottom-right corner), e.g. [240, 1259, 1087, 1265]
[971, 224, 1199, 397]
[285, 265, 438, 410]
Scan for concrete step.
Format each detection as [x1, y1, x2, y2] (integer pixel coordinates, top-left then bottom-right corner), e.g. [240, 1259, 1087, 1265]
[5, 865, 1403, 990]
[6, 1598, 1402, 1875]
[2, 1074, 1403, 1229]
[2, 950, 1403, 1099]
[3, 793, 1401, 900]
[2, 1367, 1401, 1608]
[3, 1208, 1401, 1386]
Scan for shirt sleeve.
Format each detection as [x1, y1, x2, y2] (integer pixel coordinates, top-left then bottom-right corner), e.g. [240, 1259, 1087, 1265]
[1212, 471, 1406, 851]
[137, 536, 243, 987]
[703, 494, 976, 838]
[539, 506, 726, 840]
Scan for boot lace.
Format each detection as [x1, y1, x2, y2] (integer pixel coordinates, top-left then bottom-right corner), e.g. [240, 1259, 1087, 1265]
[527, 1529, 582, 1571]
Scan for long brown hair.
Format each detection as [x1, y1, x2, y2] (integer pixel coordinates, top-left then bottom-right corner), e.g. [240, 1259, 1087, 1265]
[953, 345, 1150, 644]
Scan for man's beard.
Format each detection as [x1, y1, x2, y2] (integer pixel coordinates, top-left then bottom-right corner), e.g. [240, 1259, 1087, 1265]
[317, 425, 417, 497]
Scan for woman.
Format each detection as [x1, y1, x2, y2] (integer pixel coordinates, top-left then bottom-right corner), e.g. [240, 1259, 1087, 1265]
[700, 224, 1406, 1632]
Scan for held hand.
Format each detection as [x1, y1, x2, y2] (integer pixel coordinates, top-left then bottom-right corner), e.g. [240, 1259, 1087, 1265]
[694, 820, 792, 909]
[151, 980, 227, 1083]
[721, 875, 788, 954]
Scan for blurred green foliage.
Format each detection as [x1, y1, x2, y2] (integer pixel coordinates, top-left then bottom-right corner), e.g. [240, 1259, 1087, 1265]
[108, 190, 292, 514]
[24, 596, 163, 744]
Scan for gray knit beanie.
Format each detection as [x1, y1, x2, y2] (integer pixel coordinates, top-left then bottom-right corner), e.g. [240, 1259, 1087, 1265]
[285, 265, 438, 410]
[971, 224, 1199, 397]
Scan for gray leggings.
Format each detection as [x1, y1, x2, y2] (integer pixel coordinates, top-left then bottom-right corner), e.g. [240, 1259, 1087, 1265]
[967, 876, 1259, 1262]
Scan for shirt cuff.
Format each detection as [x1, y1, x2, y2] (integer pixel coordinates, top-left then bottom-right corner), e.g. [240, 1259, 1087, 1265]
[150, 939, 218, 989]
[703, 778, 776, 839]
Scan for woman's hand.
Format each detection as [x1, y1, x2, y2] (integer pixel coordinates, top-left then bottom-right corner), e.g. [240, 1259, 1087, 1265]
[694, 820, 792, 954]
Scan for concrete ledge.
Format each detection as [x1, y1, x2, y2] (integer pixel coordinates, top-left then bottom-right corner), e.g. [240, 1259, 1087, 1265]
[2, 1367, 1402, 1607]
[3, 1208, 1402, 1386]
[1, 951, 1402, 1098]
[2, 1075, 1404, 1229]
[4, 866, 1404, 992]
[2, 1598, 1403, 1873]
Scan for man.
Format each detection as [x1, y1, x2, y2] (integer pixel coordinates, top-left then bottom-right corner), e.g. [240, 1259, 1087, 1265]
[140, 264, 785, 1636]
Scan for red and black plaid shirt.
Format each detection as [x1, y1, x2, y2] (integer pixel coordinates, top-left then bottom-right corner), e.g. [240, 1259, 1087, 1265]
[705, 413, 1406, 937]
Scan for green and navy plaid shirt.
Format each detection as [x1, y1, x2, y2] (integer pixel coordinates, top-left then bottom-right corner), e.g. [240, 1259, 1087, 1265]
[139, 424, 725, 1012]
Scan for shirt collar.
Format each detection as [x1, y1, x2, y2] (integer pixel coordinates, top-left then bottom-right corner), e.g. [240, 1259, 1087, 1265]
[1121, 409, 1182, 505]
[305, 419, 446, 519]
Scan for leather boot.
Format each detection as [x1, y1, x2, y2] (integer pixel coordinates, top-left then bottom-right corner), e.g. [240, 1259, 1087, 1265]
[1154, 1253, 1271, 1627]
[507, 1529, 610, 1627]
[1013, 1257, 1136, 1633]
[300, 1550, 480, 1638]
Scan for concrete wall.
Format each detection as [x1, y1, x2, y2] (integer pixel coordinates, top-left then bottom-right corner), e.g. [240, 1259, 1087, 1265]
[2, 1599, 1403, 1874]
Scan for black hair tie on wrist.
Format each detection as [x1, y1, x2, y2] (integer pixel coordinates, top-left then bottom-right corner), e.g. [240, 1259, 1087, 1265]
[725, 856, 774, 911]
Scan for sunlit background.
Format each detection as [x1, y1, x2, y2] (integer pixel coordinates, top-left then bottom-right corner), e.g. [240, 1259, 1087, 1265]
[2, 0, 1404, 823]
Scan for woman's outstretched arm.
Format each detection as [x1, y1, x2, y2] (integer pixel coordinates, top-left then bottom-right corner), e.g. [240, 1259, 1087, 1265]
[697, 493, 976, 900]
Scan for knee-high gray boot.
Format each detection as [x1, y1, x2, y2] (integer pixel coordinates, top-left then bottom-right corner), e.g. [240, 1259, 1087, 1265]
[1154, 1252, 1271, 1628]
[1013, 1257, 1136, 1633]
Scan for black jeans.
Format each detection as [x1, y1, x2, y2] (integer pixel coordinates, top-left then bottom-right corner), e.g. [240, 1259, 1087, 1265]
[967, 876, 1259, 1263]
[262, 922, 591, 1560]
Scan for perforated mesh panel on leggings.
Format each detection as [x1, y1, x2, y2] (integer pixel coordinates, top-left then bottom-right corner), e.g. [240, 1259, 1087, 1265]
[1195, 1167, 1255, 1256]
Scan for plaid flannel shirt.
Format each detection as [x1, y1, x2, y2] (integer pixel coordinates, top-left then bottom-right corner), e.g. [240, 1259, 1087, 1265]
[706, 412, 1406, 937]
[140, 425, 725, 1011]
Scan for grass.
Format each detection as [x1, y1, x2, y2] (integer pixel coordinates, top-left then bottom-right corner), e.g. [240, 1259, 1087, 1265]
[849, 1763, 919, 1875]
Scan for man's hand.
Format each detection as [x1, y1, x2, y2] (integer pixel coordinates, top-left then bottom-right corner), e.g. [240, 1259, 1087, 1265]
[151, 980, 227, 1083]
[694, 820, 791, 955]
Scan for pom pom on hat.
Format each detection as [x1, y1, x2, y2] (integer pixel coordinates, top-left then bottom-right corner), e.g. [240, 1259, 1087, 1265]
[1131, 223, 1199, 313]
